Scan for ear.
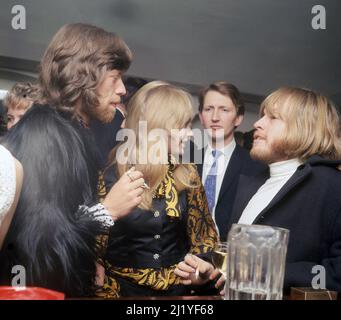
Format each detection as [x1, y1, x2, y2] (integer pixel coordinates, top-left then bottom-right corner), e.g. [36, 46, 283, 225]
[235, 114, 243, 127]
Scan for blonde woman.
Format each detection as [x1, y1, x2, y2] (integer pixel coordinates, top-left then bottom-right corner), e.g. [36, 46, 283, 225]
[102, 81, 218, 297]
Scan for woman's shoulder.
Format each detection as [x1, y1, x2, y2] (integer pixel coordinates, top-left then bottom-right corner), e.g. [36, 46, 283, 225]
[0, 145, 16, 220]
[0, 145, 15, 175]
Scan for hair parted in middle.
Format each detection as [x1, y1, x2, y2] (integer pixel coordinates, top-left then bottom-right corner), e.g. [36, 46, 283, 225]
[39, 23, 132, 114]
[261, 87, 341, 162]
[107, 81, 198, 210]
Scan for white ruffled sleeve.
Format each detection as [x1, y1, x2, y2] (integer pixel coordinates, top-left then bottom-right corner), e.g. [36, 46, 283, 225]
[0, 145, 16, 224]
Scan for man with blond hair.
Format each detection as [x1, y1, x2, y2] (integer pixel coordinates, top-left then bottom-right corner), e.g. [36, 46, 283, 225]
[176, 87, 341, 293]
[231, 87, 341, 292]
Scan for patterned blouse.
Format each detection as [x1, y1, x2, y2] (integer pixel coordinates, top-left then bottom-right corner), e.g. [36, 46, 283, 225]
[98, 164, 218, 297]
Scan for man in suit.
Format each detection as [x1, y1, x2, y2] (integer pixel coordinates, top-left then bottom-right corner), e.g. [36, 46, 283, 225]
[175, 86, 341, 293]
[197, 81, 266, 241]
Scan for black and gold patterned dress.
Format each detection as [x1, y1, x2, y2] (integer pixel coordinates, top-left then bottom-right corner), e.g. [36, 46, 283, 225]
[101, 164, 218, 297]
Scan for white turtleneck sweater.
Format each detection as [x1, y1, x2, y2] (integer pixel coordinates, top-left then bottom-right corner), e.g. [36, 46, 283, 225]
[238, 158, 302, 225]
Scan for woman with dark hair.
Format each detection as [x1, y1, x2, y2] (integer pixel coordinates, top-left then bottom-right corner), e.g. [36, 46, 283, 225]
[0, 105, 142, 296]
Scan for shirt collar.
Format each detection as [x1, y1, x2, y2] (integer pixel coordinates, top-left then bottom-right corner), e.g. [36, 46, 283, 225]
[206, 138, 236, 159]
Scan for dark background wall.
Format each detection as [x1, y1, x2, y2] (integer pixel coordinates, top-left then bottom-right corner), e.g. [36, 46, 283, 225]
[0, 0, 340, 106]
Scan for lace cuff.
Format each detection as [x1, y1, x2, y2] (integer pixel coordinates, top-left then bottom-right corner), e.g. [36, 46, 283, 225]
[79, 203, 115, 228]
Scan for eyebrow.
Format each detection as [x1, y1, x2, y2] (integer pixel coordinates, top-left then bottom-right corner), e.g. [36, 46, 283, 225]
[205, 104, 232, 108]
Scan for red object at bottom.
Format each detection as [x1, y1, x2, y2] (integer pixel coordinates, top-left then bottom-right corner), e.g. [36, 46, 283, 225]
[0, 286, 65, 300]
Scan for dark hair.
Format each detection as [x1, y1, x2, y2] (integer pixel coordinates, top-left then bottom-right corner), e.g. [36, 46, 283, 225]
[198, 81, 245, 116]
[122, 77, 148, 106]
[0, 105, 104, 296]
[39, 23, 132, 113]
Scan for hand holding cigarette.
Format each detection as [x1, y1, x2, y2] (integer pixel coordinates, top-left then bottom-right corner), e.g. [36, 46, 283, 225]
[174, 253, 214, 286]
[126, 167, 150, 189]
[102, 166, 145, 220]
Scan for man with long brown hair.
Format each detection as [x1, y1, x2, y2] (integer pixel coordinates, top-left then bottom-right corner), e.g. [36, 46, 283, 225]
[39, 23, 130, 165]
[39, 23, 144, 222]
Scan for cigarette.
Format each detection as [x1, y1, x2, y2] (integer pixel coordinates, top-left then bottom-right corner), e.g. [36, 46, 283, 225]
[195, 267, 200, 279]
[142, 182, 150, 190]
[127, 167, 150, 189]
[126, 167, 134, 174]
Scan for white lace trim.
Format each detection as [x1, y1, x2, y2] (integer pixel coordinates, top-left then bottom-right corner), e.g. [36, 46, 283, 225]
[79, 203, 115, 228]
[0, 145, 16, 224]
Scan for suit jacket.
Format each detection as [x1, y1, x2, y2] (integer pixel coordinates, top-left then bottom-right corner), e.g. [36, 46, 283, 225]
[229, 155, 341, 292]
[197, 144, 267, 241]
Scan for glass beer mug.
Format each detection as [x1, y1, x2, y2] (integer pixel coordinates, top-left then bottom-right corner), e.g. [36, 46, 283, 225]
[225, 224, 289, 300]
